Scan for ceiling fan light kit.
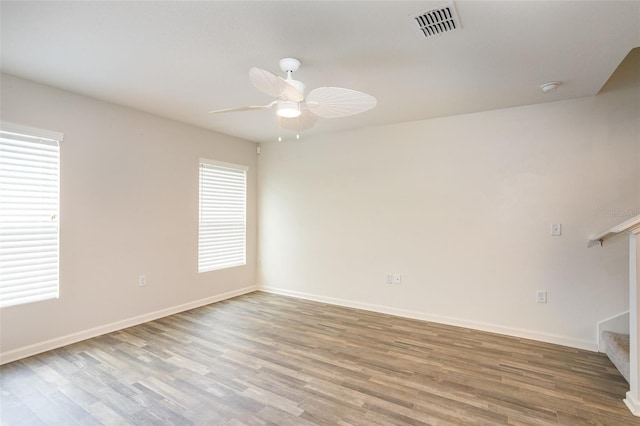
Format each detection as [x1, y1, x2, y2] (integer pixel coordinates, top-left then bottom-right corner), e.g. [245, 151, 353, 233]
[209, 57, 377, 137]
[276, 100, 301, 118]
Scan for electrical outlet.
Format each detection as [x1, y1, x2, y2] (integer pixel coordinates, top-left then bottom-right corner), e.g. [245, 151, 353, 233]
[138, 275, 146, 287]
[393, 273, 401, 285]
[536, 290, 547, 303]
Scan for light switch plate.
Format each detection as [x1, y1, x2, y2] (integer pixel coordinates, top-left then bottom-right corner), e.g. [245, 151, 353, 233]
[536, 290, 547, 303]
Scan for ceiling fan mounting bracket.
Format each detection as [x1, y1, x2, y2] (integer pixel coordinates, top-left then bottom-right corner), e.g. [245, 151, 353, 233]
[279, 58, 301, 74]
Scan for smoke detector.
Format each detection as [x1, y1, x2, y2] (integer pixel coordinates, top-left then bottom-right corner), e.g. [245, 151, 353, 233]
[540, 81, 560, 93]
[410, 2, 461, 39]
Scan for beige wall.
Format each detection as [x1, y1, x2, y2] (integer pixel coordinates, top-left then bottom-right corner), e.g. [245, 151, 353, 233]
[1, 49, 638, 360]
[0, 73, 258, 360]
[257, 50, 640, 350]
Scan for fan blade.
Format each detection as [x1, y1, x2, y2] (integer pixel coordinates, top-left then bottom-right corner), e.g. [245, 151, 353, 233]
[306, 87, 377, 118]
[208, 104, 273, 114]
[250, 67, 304, 102]
[279, 108, 318, 131]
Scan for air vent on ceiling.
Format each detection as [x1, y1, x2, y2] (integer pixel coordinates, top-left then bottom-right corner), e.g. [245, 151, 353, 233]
[410, 2, 461, 39]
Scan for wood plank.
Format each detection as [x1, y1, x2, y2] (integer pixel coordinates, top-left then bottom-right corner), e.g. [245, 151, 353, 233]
[0, 291, 637, 424]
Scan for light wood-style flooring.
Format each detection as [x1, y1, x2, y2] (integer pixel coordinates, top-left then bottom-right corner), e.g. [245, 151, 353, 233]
[0, 291, 636, 425]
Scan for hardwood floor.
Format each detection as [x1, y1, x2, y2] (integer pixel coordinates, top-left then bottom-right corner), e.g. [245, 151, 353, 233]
[0, 291, 636, 425]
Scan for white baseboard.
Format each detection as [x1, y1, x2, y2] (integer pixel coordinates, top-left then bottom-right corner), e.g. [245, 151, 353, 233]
[259, 285, 597, 351]
[625, 392, 640, 417]
[0, 285, 257, 365]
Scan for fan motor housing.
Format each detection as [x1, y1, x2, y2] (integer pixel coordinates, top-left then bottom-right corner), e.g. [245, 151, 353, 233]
[287, 79, 305, 95]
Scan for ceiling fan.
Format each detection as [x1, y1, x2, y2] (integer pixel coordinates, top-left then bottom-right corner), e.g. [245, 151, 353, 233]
[209, 58, 377, 134]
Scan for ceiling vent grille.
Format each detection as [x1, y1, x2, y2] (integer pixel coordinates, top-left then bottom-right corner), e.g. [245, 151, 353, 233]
[410, 2, 461, 39]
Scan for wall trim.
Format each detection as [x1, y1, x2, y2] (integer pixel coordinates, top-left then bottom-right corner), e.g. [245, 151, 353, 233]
[259, 285, 598, 351]
[625, 391, 640, 417]
[0, 120, 64, 141]
[0, 285, 257, 365]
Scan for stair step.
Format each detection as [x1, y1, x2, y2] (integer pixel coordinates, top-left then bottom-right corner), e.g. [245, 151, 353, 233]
[601, 331, 630, 383]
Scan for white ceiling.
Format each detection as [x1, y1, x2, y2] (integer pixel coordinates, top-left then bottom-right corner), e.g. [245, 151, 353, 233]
[1, 1, 639, 144]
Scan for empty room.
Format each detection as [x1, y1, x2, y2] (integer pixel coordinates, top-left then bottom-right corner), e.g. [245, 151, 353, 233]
[1, 1, 639, 424]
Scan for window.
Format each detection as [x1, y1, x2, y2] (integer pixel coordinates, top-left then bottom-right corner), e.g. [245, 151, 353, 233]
[0, 123, 62, 308]
[198, 159, 247, 272]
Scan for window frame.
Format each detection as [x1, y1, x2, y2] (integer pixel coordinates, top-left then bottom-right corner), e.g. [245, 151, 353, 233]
[198, 158, 248, 273]
[0, 122, 63, 309]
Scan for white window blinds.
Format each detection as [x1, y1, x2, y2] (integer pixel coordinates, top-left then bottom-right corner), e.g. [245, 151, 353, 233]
[0, 125, 62, 308]
[198, 160, 247, 272]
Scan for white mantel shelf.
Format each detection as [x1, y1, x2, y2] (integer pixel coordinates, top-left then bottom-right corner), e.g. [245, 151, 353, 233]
[588, 214, 640, 248]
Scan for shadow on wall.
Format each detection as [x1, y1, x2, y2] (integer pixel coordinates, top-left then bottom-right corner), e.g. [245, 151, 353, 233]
[599, 47, 640, 94]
